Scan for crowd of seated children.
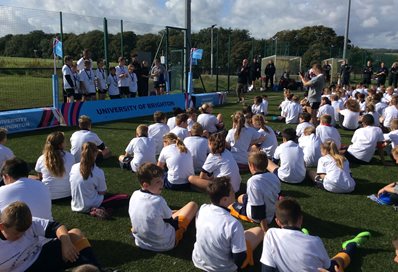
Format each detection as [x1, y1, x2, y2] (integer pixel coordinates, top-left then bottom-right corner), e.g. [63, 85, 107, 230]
[183, 123, 209, 173]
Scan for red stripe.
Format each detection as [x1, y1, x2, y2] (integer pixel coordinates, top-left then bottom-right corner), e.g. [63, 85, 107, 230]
[71, 101, 81, 126]
[40, 109, 53, 127]
[62, 103, 71, 125]
[102, 194, 129, 204]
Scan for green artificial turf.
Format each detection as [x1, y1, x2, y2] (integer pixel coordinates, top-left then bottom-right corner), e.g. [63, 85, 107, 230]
[5, 89, 398, 272]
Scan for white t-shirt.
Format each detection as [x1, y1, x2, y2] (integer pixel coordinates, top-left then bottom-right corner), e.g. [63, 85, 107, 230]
[70, 163, 106, 212]
[368, 111, 380, 127]
[283, 102, 302, 124]
[202, 150, 241, 192]
[251, 103, 265, 115]
[129, 190, 175, 251]
[375, 102, 388, 116]
[79, 69, 96, 94]
[0, 144, 14, 175]
[279, 99, 290, 115]
[148, 123, 170, 155]
[128, 72, 138, 93]
[339, 109, 359, 130]
[183, 136, 209, 173]
[0, 178, 52, 220]
[62, 64, 74, 89]
[331, 100, 344, 122]
[226, 127, 261, 165]
[35, 151, 75, 200]
[169, 126, 189, 141]
[95, 68, 107, 91]
[76, 58, 92, 71]
[385, 129, 398, 148]
[70, 130, 104, 163]
[125, 137, 156, 172]
[298, 134, 322, 167]
[260, 228, 330, 272]
[0, 218, 50, 272]
[167, 117, 176, 130]
[258, 127, 278, 159]
[317, 104, 335, 126]
[316, 125, 341, 149]
[262, 99, 269, 115]
[197, 113, 219, 134]
[246, 172, 280, 223]
[192, 204, 246, 272]
[115, 65, 129, 87]
[347, 126, 384, 162]
[158, 144, 194, 185]
[382, 105, 398, 128]
[274, 141, 306, 183]
[107, 74, 119, 96]
[317, 155, 355, 193]
[296, 122, 314, 138]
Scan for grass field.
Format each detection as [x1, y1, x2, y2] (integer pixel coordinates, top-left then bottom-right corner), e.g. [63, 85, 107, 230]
[4, 89, 398, 272]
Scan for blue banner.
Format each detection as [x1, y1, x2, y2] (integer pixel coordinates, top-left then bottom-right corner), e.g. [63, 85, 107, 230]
[190, 92, 227, 108]
[61, 94, 185, 126]
[192, 48, 203, 60]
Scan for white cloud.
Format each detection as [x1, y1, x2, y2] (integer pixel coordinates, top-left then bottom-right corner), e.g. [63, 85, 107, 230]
[0, 0, 397, 48]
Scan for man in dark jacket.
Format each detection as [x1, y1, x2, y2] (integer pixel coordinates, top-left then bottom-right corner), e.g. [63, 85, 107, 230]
[376, 62, 388, 87]
[236, 59, 250, 103]
[362, 60, 373, 85]
[264, 60, 276, 90]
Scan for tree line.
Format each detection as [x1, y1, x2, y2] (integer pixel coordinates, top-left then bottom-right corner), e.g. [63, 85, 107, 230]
[0, 26, 397, 72]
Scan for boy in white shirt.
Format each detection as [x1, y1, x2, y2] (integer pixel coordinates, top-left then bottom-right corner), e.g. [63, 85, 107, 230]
[70, 115, 111, 163]
[380, 96, 398, 130]
[331, 94, 344, 125]
[282, 95, 302, 124]
[316, 114, 342, 149]
[115, 57, 130, 98]
[230, 151, 280, 232]
[267, 128, 306, 184]
[261, 198, 370, 272]
[317, 97, 335, 126]
[169, 113, 189, 140]
[79, 60, 96, 101]
[95, 58, 107, 100]
[148, 111, 170, 155]
[167, 107, 184, 130]
[128, 64, 138, 98]
[0, 128, 14, 186]
[298, 126, 322, 167]
[0, 201, 101, 272]
[107, 66, 120, 99]
[345, 114, 384, 164]
[62, 55, 75, 103]
[183, 123, 209, 173]
[119, 125, 156, 172]
[192, 177, 263, 272]
[251, 96, 266, 115]
[296, 112, 313, 138]
[129, 163, 198, 252]
[262, 95, 269, 115]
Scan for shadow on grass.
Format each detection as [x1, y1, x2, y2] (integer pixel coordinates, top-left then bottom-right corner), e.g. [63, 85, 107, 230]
[347, 247, 392, 272]
[350, 178, 387, 196]
[302, 212, 382, 239]
[281, 189, 311, 198]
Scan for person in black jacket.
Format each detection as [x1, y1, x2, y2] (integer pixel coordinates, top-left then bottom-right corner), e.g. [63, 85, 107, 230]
[390, 62, 398, 88]
[376, 62, 388, 87]
[362, 60, 373, 85]
[249, 58, 261, 91]
[236, 59, 250, 103]
[340, 60, 352, 87]
[264, 60, 276, 90]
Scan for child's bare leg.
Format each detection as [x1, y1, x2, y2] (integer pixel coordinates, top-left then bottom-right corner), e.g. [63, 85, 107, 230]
[237, 194, 246, 203]
[244, 226, 264, 250]
[172, 201, 198, 223]
[188, 175, 210, 191]
[118, 155, 125, 163]
[266, 159, 279, 174]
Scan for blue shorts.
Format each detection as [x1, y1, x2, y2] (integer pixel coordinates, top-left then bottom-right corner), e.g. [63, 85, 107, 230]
[163, 174, 191, 190]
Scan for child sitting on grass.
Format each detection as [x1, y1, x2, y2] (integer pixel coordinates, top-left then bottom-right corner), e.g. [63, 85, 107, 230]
[230, 151, 280, 232]
[251, 114, 278, 159]
[296, 112, 314, 138]
[170, 113, 189, 141]
[0, 201, 101, 271]
[197, 103, 224, 135]
[189, 133, 241, 192]
[282, 95, 302, 124]
[308, 140, 356, 193]
[183, 123, 209, 173]
[0, 128, 14, 186]
[316, 114, 342, 149]
[118, 125, 156, 172]
[298, 126, 322, 167]
[129, 163, 198, 252]
[148, 111, 170, 155]
[251, 96, 266, 115]
[192, 177, 263, 271]
[260, 198, 371, 272]
[317, 97, 336, 126]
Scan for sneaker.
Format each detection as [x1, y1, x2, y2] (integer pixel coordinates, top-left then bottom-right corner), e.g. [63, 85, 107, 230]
[301, 228, 309, 235]
[342, 231, 371, 249]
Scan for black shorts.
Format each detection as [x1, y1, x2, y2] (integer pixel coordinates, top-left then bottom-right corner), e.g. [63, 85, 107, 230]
[65, 88, 75, 97]
[344, 151, 369, 165]
[119, 86, 130, 96]
[310, 102, 321, 110]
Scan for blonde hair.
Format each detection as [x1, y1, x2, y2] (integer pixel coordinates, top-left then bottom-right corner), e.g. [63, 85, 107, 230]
[163, 133, 188, 153]
[345, 99, 360, 112]
[136, 124, 148, 137]
[232, 111, 245, 141]
[303, 126, 315, 136]
[80, 142, 98, 180]
[390, 119, 398, 131]
[321, 140, 345, 169]
[43, 131, 65, 177]
[199, 103, 213, 113]
[252, 114, 270, 133]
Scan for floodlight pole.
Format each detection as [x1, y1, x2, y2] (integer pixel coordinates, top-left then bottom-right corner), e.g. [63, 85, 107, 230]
[211, 24, 217, 76]
[185, 0, 191, 92]
[343, 0, 351, 60]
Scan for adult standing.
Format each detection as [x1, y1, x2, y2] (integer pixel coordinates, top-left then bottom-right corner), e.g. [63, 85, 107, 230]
[264, 60, 276, 90]
[322, 60, 331, 85]
[151, 59, 166, 95]
[131, 54, 143, 96]
[390, 62, 398, 88]
[376, 62, 389, 87]
[362, 60, 373, 85]
[300, 63, 325, 124]
[249, 57, 261, 91]
[236, 59, 250, 103]
[340, 60, 352, 87]
[139, 60, 150, 96]
[76, 49, 93, 71]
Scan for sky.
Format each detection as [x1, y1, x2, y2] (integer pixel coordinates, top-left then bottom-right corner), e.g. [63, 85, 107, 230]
[0, 0, 397, 49]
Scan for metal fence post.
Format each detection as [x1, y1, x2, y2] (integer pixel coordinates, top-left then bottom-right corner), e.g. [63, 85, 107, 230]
[103, 18, 109, 71]
[59, 12, 64, 64]
[120, 20, 124, 58]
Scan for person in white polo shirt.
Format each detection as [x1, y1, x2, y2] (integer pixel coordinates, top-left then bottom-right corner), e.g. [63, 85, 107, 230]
[148, 111, 170, 155]
[0, 158, 52, 220]
[261, 198, 370, 272]
[183, 123, 209, 173]
[192, 177, 263, 272]
[267, 128, 306, 184]
[169, 113, 189, 141]
[344, 114, 385, 164]
[70, 115, 111, 163]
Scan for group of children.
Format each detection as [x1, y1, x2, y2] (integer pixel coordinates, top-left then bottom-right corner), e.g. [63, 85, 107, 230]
[1, 86, 398, 270]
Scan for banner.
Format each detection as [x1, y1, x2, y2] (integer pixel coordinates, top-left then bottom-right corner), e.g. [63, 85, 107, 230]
[190, 92, 227, 108]
[61, 94, 185, 126]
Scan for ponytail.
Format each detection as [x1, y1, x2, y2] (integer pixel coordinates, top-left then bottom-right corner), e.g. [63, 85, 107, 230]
[252, 114, 269, 133]
[43, 131, 65, 177]
[163, 133, 188, 153]
[233, 112, 245, 141]
[322, 140, 345, 169]
[80, 142, 97, 180]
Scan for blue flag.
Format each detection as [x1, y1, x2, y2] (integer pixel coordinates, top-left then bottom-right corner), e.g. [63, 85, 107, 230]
[53, 38, 63, 58]
[192, 48, 203, 60]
